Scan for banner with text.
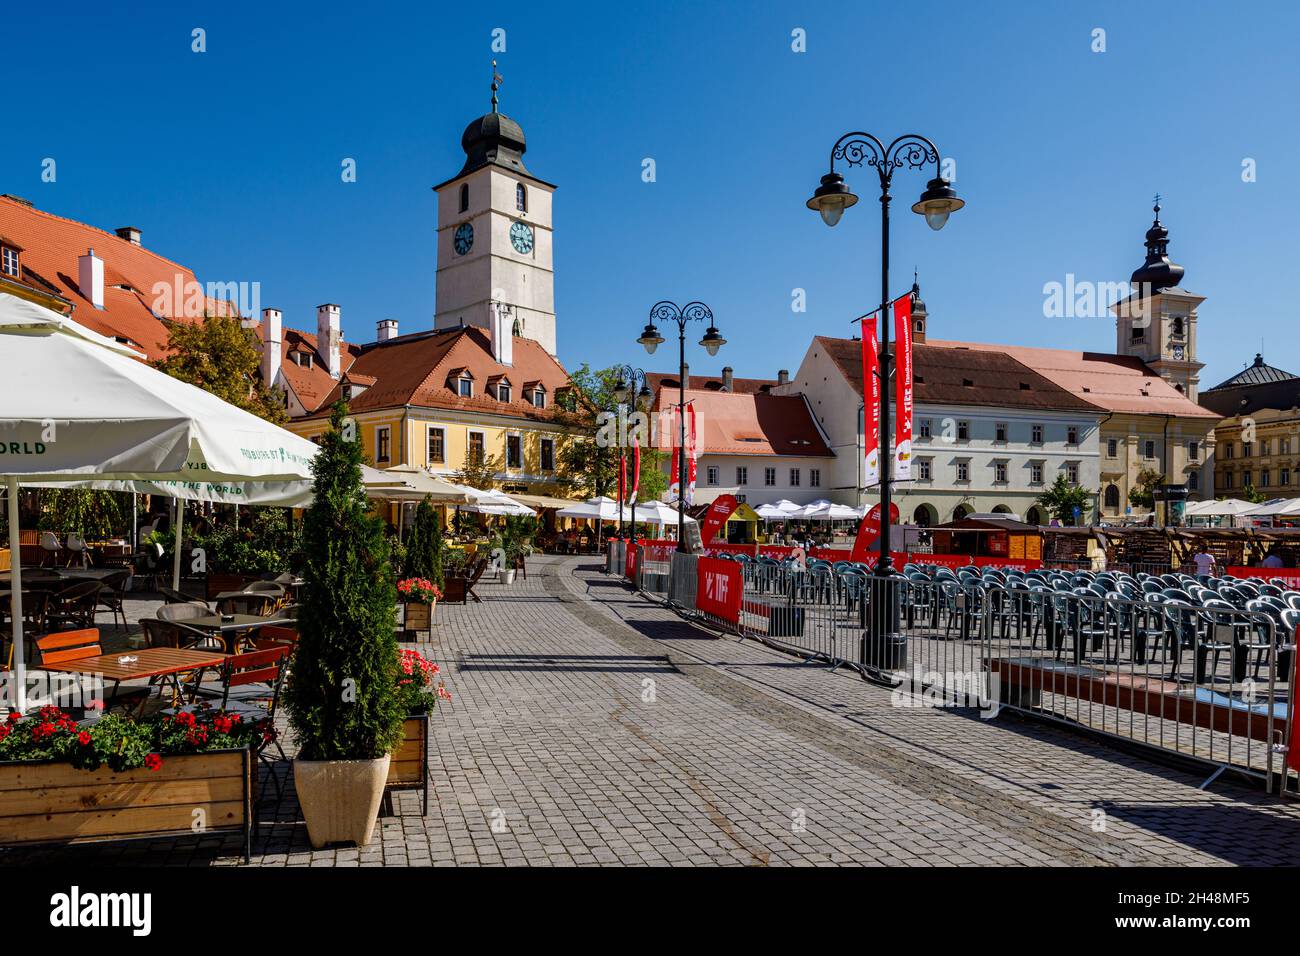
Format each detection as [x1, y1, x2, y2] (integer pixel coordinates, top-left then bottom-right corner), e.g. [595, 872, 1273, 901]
[700, 494, 738, 546]
[696, 556, 743, 626]
[893, 292, 914, 480]
[861, 315, 880, 487]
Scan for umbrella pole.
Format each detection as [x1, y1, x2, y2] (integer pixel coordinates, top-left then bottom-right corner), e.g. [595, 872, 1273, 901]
[6, 477, 26, 713]
[172, 497, 184, 592]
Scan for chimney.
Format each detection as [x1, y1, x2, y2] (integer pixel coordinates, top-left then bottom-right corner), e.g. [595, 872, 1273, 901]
[377, 319, 399, 342]
[261, 309, 283, 389]
[316, 303, 341, 378]
[77, 248, 104, 310]
[777, 369, 789, 385]
[489, 302, 513, 366]
[115, 226, 142, 246]
[721, 366, 733, 391]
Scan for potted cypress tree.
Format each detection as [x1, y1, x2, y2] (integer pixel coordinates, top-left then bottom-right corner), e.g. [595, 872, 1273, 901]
[399, 496, 444, 632]
[284, 402, 406, 848]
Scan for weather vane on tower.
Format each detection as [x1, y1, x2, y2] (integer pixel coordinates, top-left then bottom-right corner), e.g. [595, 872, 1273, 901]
[491, 59, 502, 112]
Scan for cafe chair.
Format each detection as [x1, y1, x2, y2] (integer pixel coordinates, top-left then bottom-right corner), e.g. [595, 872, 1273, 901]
[64, 533, 91, 569]
[35, 629, 149, 717]
[94, 569, 132, 632]
[45, 580, 102, 631]
[38, 531, 63, 568]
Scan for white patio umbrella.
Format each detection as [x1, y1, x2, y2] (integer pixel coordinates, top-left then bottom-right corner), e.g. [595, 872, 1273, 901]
[462, 489, 536, 517]
[0, 293, 322, 711]
[755, 503, 791, 520]
[1240, 498, 1300, 518]
[556, 496, 623, 521]
[1185, 498, 1257, 517]
[363, 464, 476, 504]
[617, 500, 697, 526]
[795, 501, 860, 521]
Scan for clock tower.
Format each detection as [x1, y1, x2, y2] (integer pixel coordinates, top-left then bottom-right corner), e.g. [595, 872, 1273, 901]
[433, 68, 558, 356]
[1111, 199, 1205, 401]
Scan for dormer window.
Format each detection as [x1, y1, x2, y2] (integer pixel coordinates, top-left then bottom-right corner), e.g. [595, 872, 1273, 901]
[516, 183, 527, 212]
[458, 377, 473, 398]
[1, 244, 19, 278]
[530, 388, 546, 409]
[497, 383, 511, 403]
[294, 351, 313, 369]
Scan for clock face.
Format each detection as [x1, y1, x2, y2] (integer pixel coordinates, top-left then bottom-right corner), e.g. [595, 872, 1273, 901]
[510, 221, 534, 255]
[453, 222, 474, 255]
[1173, 344, 1185, 360]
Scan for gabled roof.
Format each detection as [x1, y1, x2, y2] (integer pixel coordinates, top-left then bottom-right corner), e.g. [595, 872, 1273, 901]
[645, 371, 779, 394]
[1205, 353, 1299, 392]
[926, 338, 1218, 419]
[815, 336, 1104, 414]
[299, 326, 573, 423]
[0, 194, 237, 360]
[651, 387, 832, 458]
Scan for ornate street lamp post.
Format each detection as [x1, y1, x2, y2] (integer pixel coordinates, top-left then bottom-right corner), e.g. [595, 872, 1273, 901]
[806, 132, 962, 667]
[638, 301, 724, 553]
[611, 365, 653, 541]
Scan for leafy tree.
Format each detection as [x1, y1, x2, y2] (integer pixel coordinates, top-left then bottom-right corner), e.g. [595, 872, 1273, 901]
[453, 448, 502, 490]
[283, 401, 405, 762]
[156, 313, 287, 424]
[37, 489, 130, 539]
[402, 495, 444, 586]
[190, 507, 300, 574]
[1127, 468, 1164, 510]
[1035, 473, 1093, 524]
[1239, 484, 1268, 504]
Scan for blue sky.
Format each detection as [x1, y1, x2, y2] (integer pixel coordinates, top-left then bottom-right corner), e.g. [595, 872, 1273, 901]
[5, 0, 1297, 389]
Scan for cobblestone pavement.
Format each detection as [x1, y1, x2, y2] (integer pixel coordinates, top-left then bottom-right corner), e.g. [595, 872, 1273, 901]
[7, 554, 1300, 866]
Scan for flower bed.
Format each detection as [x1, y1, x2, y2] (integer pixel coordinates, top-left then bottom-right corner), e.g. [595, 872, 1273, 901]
[0, 707, 264, 860]
[385, 650, 451, 815]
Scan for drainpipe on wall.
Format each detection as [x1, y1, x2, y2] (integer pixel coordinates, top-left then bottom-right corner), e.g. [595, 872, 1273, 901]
[1162, 414, 1173, 527]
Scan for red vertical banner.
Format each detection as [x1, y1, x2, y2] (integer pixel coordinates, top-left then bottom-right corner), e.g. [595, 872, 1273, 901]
[893, 293, 913, 481]
[685, 401, 698, 506]
[630, 442, 641, 502]
[861, 315, 880, 487]
[1289, 621, 1300, 774]
[618, 453, 627, 510]
[668, 405, 681, 503]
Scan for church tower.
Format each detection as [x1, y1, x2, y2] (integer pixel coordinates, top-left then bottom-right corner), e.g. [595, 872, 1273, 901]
[433, 65, 558, 355]
[1111, 199, 1205, 400]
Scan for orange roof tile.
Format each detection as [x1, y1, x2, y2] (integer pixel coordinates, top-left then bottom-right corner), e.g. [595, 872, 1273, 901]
[927, 338, 1218, 418]
[652, 387, 831, 457]
[0, 195, 237, 360]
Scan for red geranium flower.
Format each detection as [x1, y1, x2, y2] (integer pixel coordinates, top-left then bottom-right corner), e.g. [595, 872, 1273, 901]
[77, 730, 92, 746]
[144, 753, 163, 771]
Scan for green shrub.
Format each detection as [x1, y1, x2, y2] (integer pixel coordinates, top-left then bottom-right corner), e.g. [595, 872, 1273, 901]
[282, 401, 405, 762]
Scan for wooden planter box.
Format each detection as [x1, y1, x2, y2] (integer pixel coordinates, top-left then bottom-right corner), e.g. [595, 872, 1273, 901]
[384, 713, 429, 815]
[0, 746, 255, 861]
[404, 600, 434, 633]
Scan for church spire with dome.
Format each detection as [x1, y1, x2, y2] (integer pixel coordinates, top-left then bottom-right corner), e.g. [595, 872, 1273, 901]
[1129, 195, 1186, 294]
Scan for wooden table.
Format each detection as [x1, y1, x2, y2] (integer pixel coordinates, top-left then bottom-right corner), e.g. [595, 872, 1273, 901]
[187, 614, 278, 652]
[41, 647, 230, 711]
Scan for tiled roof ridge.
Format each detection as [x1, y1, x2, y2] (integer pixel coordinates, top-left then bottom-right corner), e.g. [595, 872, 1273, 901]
[0, 195, 201, 278]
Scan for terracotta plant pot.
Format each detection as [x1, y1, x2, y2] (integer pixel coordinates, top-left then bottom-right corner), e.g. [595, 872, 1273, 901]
[293, 755, 391, 848]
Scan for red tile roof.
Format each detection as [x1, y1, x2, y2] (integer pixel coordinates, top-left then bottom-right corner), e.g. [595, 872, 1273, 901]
[645, 371, 778, 394]
[927, 338, 1219, 418]
[296, 326, 573, 423]
[0, 195, 237, 360]
[816, 336, 1103, 413]
[652, 387, 832, 458]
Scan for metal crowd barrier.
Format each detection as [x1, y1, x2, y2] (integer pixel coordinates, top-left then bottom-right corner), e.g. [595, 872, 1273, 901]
[618, 549, 1299, 794]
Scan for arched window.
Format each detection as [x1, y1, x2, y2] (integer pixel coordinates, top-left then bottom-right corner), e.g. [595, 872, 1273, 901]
[516, 183, 527, 212]
[1104, 484, 1120, 510]
[914, 319, 924, 333]
[1171, 316, 1184, 336]
[459, 183, 469, 213]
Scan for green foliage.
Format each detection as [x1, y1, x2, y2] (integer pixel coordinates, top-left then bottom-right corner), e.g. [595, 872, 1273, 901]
[37, 489, 130, 539]
[555, 363, 628, 499]
[191, 507, 299, 574]
[453, 449, 502, 490]
[497, 514, 537, 563]
[156, 313, 288, 424]
[1127, 468, 1164, 510]
[1035, 473, 1093, 524]
[402, 496, 445, 587]
[1240, 484, 1268, 504]
[283, 402, 405, 762]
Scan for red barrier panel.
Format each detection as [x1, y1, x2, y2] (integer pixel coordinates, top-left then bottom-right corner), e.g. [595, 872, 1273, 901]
[625, 542, 638, 580]
[1226, 566, 1300, 588]
[696, 557, 742, 625]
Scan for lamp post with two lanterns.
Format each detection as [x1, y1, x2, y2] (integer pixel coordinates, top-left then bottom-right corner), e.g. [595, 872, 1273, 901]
[636, 302, 725, 553]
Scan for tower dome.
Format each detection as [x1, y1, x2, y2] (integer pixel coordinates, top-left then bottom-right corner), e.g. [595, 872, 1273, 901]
[453, 61, 531, 179]
[1129, 199, 1185, 294]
